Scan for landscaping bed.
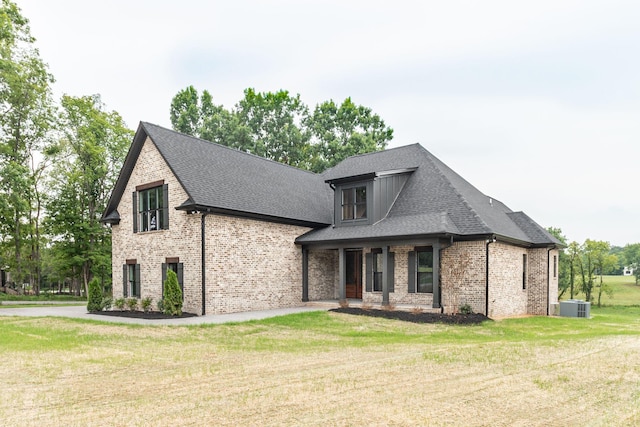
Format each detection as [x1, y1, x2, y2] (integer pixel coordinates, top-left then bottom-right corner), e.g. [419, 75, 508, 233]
[90, 310, 197, 320]
[330, 307, 490, 325]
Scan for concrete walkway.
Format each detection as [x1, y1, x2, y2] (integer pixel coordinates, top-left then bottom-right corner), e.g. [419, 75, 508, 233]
[0, 305, 328, 326]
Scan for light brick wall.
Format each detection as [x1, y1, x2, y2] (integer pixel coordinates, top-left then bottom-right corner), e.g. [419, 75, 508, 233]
[111, 137, 202, 314]
[308, 250, 338, 300]
[487, 242, 528, 317]
[204, 215, 311, 314]
[440, 241, 486, 314]
[111, 136, 312, 315]
[527, 248, 559, 315]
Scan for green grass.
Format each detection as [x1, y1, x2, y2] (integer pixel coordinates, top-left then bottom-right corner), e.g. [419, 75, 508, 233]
[563, 274, 640, 306]
[1, 306, 639, 425]
[0, 293, 86, 302]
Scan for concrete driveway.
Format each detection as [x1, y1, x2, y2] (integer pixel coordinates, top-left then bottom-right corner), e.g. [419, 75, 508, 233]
[0, 304, 327, 326]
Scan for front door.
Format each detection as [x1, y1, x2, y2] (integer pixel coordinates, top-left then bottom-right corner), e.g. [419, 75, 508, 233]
[345, 250, 363, 299]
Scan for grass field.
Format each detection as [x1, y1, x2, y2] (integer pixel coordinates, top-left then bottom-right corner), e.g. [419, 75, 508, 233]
[1, 306, 639, 426]
[563, 274, 640, 306]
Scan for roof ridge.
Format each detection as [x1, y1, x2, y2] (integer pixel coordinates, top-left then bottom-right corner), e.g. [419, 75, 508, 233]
[422, 150, 492, 234]
[140, 121, 321, 177]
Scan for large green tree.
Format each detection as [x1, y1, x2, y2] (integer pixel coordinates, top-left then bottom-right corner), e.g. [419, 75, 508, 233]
[0, 0, 55, 291]
[46, 95, 132, 296]
[547, 227, 570, 298]
[169, 86, 392, 172]
[620, 243, 640, 285]
[305, 97, 393, 172]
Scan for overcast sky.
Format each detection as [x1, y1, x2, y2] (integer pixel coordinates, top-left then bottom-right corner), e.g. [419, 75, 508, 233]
[19, 0, 640, 247]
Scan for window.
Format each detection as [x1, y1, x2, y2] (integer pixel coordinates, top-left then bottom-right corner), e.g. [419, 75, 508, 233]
[373, 251, 383, 292]
[417, 248, 434, 293]
[522, 254, 527, 290]
[162, 259, 184, 300]
[341, 186, 367, 221]
[366, 248, 394, 293]
[553, 255, 557, 278]
[123, 261, 140, 298]
[133, 182, 168, 232]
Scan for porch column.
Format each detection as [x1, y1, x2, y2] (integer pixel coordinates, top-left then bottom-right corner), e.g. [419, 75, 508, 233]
[338, 248, 346, 302]
[382, 245, 390, 306]
[302, 247, 309, 302]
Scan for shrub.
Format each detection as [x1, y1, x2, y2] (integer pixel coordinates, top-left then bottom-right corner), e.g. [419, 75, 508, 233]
[339, 299, 350, 308]
[87, 278, 103, 312]
[163, 269, 182, 316]
[101, 297, 112, 311]
[126, 298, 138, 311]
[459, 304, 473, 315]
[114, 297, 126, 310]
[141, 297, 153, 313]
[157, 298, 164, 313]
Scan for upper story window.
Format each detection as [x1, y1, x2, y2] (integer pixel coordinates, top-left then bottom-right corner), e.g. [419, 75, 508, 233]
[341, 186, 367, 221]
[133, 181, 168, 233]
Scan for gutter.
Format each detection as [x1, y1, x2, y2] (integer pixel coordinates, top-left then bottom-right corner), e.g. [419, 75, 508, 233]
[485, 235, 496, 317]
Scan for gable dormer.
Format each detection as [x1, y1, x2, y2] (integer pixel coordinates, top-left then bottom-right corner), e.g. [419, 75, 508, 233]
[327, 168, 415, 227]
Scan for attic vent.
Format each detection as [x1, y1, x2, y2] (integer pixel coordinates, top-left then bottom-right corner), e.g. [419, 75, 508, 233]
[559, 300, 591, 318]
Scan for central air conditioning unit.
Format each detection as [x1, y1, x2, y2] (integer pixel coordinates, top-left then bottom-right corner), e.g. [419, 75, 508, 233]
[559, 300, 591, 318]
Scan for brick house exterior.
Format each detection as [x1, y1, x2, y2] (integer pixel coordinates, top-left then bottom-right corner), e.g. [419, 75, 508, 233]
[102, 122, 561, 317]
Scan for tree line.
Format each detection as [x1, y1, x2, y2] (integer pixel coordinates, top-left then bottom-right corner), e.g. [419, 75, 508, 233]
[548, 228, 640, 307]
[170, 86, 393, 173]
[0, 1, 133, 296]
[0, 1, 393, 296]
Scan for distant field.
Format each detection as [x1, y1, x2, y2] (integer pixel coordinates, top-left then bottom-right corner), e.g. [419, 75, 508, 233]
[1, 307, 639, 426]
[563, 275, 640, 306]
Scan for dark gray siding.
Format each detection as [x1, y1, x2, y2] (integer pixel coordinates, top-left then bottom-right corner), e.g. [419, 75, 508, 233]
[372, 174, 409, 222]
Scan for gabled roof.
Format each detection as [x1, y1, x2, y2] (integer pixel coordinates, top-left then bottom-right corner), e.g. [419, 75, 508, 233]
[297, 144, 561, 247]
[102, 123, 560, 248]
[101, 122, 333, 227]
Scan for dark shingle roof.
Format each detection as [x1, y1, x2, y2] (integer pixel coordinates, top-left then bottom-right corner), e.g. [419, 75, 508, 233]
[103, 123, 559, 247]
[102, 122, 332, 226]
[298, 144, 561, 247]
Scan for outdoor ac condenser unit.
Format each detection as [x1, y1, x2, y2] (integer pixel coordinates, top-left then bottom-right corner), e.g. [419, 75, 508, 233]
[559, 300, 591, 318]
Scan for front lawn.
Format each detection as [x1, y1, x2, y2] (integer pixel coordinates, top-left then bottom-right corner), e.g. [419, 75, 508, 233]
[1, 306, 639, 426]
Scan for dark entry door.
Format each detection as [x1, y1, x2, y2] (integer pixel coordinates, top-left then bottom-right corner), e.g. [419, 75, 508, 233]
[345, 250, 363, 299]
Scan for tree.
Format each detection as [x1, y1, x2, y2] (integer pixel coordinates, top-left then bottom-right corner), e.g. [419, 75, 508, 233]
[162, 269, 182, 316]
[87, 277, 102, 312]
[575, 239, 611, 303]
[566, 241, 580, 299]
[547, 227, 570, 298]
[46, 95, 132, 296]
[305, 97, 393, 172]
[236, 88, 311, 168]
[0, 0, 55, 292]
[169, 87, 393, 172]
[620, 243, 640, 285]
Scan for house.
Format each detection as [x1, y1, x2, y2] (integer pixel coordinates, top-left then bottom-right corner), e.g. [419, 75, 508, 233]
[623, 266, 634, 276]
[101, 122, 562, 318]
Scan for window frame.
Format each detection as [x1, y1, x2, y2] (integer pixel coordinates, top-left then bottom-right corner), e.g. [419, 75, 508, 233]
[341, 185, 367, 222]
[416, 247, 434, 294]
[522, 253, 527, 290]
[133, 182, 168, 233]
[123, 260, 140, 298]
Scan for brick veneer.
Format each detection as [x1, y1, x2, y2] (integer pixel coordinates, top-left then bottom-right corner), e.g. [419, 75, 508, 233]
[111, 137, 312, 315]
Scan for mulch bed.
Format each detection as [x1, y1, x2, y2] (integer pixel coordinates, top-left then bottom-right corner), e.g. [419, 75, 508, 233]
[90, 310, 198, 320]
[330, 307, 490, 325]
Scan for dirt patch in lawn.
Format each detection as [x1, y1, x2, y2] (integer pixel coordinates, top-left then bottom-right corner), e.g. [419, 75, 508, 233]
[330, 307, 490, 325]
[90, 310, 197, 320]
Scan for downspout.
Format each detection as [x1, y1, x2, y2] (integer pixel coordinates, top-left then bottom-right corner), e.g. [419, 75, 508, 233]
[547, 246, 553, 316]
[201, 213, 208, 316]
[485, 235, 496, 317]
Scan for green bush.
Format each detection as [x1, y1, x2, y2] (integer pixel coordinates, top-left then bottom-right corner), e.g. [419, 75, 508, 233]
[141, 297, 153, 313]
[157, 298, 164, 312]
[126, 298, 138, 311]
[87, 278, 103, 312]
[459, 304, 474, 315]
[163, 269, 182, 316]
[101, 297, 112, 311]
[114, 297, 126, 310]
